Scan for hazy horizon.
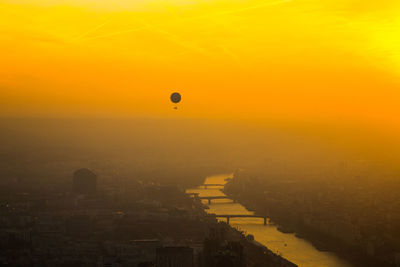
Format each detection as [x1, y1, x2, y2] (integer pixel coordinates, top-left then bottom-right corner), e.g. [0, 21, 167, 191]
[2, 117, 400, 189]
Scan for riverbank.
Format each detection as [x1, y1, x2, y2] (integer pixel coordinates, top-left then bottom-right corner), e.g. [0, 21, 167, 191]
[189, 174, 298, 266]
[210, 219, 298, 267]
[223, 180, 391, 267]
[191, 192, 297, 266]
[190, 173, 359, 267]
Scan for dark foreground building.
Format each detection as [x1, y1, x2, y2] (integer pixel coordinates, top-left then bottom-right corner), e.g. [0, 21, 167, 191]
[73, 168, 97, 195]
[156, 247, 194, 267]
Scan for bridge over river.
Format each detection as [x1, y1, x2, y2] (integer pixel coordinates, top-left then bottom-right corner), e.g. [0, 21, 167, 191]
[186, 193, 234, 204]
[186, 174, 353, 267]
[198, 196, 234, 204]
[198, 183, 225, 189]
[209, 214, 268, 225]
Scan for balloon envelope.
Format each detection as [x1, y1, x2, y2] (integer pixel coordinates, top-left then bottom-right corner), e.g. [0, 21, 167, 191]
[170, 92, 181, 104]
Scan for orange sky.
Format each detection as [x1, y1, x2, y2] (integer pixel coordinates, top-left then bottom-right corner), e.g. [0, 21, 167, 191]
[1, 0, 400, 130]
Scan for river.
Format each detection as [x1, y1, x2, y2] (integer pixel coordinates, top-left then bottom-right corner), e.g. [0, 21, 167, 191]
[186, 174, 353, 267]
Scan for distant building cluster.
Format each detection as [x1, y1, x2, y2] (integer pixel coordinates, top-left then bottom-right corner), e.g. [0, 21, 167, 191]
[226, 169, 400, 267]
[0, 168, 294, 267]
[73, 168, 97, 195]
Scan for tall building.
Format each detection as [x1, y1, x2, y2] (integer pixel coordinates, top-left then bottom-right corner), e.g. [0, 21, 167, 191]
[156, 247, 193, 267]
[66, 215, 94, 238]
[73, 168, 97, 195]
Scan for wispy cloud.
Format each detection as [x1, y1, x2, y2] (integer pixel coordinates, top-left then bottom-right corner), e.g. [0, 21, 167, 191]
[80, 0, 292, 41]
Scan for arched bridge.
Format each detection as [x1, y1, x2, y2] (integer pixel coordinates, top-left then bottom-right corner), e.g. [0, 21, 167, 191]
[199, 184, 225, 189]
[209, 214, 268, 225]
[186, 192, 199, 198]
[198, 196, 234, 204]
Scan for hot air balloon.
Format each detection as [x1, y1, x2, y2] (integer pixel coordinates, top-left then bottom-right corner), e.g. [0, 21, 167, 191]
[170, 92, 181, 109]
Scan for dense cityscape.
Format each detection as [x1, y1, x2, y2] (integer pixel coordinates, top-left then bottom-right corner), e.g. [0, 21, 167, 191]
[0, 168, 296, 266]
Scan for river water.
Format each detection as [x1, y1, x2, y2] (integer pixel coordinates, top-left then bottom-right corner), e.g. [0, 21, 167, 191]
[186, 174, 353, 267]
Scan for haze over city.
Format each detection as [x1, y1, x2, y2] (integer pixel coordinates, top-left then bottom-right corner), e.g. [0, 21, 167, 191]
[1, 0, 400, 266]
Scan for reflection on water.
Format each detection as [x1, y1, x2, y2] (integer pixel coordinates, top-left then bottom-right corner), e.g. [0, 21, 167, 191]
[187, 174, 353, 267]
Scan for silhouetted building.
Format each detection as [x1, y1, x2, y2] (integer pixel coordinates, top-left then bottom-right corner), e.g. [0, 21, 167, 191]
[156, 247, 193, 267]
[215, 241, 244, 267]
[137, 262, 155, 267]
[73, 168, 97, 194]
[204, 238, 245, 267]
[66, 215, 94, 238]
[100, 256, 122, 267]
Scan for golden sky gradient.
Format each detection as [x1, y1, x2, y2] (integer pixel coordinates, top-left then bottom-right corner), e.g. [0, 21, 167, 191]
[1, 0, 400, 129]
